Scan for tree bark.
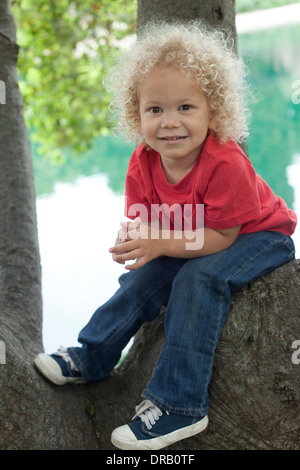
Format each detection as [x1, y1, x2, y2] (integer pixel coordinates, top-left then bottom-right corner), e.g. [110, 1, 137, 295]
[0, 0, 299, 451]
[137, 0, 238, 50]
[0, 1, 42, 359]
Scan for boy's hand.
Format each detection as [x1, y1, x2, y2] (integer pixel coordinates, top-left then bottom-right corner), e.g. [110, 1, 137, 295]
[109, 218, 163, 270]
[112, 225, 127, 264]
[110, 219, 241, 270]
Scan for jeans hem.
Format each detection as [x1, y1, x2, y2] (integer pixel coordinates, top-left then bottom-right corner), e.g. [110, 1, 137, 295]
[67, 347, 91, 383]
[142, 389, 208, 417]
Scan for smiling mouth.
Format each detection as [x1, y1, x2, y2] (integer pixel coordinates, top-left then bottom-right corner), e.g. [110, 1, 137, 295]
[159, 136, 187, 141]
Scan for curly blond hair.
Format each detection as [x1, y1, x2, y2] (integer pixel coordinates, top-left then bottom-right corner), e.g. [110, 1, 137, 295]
[108, 20, 251, 144]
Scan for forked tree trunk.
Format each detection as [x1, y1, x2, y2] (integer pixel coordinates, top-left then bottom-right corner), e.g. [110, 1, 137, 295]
[1, 260, 299, 449]
[0, 0, 299, 450]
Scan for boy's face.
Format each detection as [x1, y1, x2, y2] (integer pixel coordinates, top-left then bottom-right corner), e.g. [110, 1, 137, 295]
[138, 66, 214, 173]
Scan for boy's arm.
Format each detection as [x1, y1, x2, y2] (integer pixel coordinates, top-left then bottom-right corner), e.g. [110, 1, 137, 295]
[167, 225, 241, 258]
[110, 221, 241, 270]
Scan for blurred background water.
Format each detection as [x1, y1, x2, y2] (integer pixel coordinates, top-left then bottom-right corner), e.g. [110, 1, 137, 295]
[33, 20, 300, 353]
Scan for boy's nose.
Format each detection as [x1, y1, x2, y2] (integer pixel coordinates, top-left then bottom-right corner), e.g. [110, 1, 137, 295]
[161, 113, 180, 128]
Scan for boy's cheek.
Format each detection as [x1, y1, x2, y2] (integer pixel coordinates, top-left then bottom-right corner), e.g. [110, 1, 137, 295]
[208, 114, 216, 131]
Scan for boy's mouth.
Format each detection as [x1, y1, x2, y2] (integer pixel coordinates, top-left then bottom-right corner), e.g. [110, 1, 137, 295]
[159, 136, 187, 142]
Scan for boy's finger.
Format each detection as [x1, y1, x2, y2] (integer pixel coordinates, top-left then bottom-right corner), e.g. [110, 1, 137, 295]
[113, 249, 139, 263]
[125, 257, 144, 271]
[120, 221, 129, 231]
[118, 228, 127, 242]
[109, 239, 135, 254]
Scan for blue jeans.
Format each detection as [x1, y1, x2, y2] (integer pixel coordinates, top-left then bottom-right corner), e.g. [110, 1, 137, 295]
[68, 231, 295, 416]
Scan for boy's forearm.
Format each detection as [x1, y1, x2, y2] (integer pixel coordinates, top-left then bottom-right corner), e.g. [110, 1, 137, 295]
[157, 226, 241, 258]
[109, 221, 241, 270]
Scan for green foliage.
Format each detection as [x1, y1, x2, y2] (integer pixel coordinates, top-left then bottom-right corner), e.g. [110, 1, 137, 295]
[11, 0, 137, 160]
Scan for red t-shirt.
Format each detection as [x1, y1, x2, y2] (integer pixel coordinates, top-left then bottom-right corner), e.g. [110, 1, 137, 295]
[124, 133, 297, 236]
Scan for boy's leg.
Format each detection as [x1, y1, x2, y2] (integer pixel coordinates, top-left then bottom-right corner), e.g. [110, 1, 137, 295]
[67, 256, 187, 382]
[142, 231, 295, 417]
[111, 231, 294, 449]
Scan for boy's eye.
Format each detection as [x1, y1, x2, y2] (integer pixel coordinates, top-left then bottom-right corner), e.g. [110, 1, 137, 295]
[179, 104, 192, 111]
[149, 107, 162, 113]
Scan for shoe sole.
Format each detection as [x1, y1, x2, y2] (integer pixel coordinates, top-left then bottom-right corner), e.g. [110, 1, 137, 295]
[111, 415, 208, 450]
[34, 353, 85, 385]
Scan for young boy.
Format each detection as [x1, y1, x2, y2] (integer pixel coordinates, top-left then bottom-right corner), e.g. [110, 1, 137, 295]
[34, 21, 297, 450]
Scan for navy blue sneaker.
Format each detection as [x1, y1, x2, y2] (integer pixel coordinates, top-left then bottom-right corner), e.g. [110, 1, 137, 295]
[111, 399, 208, 450]
[34, 346, 84, 385]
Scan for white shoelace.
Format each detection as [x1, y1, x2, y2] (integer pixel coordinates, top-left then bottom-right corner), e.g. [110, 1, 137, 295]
[55, 345, 80, 372]
[132, 400, 167, 430]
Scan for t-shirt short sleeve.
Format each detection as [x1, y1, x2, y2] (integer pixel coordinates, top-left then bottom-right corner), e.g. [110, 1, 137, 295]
[201, 152, 261, 230]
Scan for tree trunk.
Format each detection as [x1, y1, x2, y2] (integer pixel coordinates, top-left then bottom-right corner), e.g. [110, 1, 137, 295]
[0, 2, 42, 363]
[0, 0, 299, 451]
[137, 0, 238, 49]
